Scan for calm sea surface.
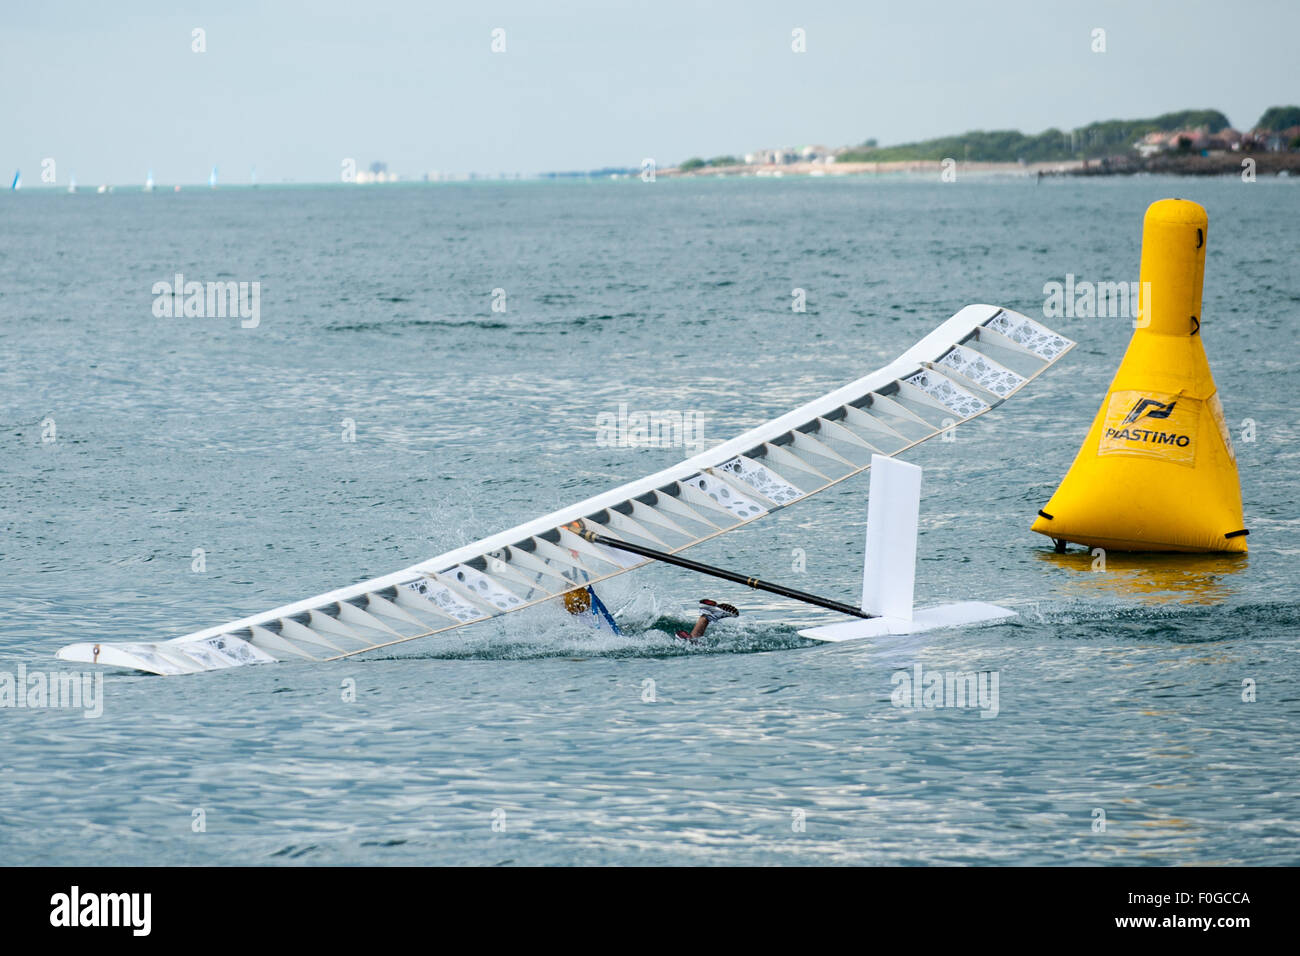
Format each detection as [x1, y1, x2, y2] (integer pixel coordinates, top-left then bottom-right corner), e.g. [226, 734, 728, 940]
[2, 176, 1297, 864]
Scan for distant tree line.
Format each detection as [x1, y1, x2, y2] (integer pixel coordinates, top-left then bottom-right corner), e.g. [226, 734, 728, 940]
[678, 156, 742, 171]
[839, 108, 1300, 163]
[1256, 106, 1300, 132]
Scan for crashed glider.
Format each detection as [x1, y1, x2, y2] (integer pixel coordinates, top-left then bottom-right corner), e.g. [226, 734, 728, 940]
[58, 305, 1073, 675]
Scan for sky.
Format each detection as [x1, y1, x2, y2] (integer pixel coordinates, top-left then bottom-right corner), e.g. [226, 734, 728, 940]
[2, 0, 1296, 184]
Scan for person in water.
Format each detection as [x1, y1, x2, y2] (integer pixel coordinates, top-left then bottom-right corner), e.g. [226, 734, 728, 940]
[676, 599, 739, 641]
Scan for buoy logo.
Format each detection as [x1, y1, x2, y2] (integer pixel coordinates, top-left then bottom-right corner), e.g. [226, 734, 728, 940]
[1099, 390, 1197, 466]
[1121, 397, 1177, 426]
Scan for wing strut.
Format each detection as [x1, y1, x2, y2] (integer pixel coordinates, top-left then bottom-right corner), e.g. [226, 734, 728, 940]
[572, 525, 870, 619]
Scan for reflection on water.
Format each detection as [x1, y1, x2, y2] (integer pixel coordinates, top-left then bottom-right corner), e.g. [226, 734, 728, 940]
[1035, 548, 1248, 605]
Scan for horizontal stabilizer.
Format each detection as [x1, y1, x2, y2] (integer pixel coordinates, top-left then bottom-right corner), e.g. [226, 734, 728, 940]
[798, 602, 1016, 642]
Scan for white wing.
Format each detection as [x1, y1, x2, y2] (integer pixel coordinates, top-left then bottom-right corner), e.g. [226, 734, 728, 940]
[57, 305, 1073, 675]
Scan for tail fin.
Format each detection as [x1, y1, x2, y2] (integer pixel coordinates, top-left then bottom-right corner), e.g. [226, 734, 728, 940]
[801, 454, 1014, 642]
[862, 455, 921, 620]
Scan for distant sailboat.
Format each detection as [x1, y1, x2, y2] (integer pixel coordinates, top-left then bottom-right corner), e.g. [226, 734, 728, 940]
[97, 184, 107, 194]
[209, 165, 218, 189]
[144, 169, 155, 192]
[10, 170, 20, 191]
[250, 166, 257, 186]
[68, 174, 77, 194]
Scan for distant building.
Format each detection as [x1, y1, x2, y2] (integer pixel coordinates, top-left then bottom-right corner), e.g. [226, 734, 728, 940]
[1135, 135, 1163, 158]
[1263, 126, 1300, 151]
[355, 161, 399, 184]
[730, 144, 842, 167]
[1134, 127, 1211, 157]
[1206, 128, 1243, 151]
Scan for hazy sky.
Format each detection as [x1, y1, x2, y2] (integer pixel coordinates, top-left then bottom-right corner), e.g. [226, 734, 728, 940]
[3, 0, 1295, 183]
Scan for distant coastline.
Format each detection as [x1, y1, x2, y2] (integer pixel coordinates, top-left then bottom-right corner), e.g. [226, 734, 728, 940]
[659, 153, 1300, 180]
[664, 106, 1300, 180]
[1043, 151, 1300, 178]
[657, 159, 1082, 179]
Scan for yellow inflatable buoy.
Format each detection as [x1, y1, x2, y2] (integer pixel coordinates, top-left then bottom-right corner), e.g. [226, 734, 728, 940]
[1030, 199, 1247, 553]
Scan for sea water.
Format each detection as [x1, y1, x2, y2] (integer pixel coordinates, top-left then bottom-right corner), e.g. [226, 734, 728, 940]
[1, 176, 1297, 864]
